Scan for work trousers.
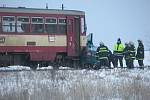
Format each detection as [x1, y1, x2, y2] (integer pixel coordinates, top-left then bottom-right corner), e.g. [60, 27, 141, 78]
[138, 60, 144, 66]
[125, 59, 134, 69]
[114, 56, 123, 68]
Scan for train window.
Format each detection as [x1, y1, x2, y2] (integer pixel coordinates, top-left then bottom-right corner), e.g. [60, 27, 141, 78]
[58, 18, 66, 34]
[18, 17, 29, 22]
[2, 16, 16, 32]
[58, 18, 66, 24]
[17, 16, 30, 33]
[81, 17, 86, 33]
[32, 17, 43, 23]
[45, 18, 57, 24]
[45, 17, 57, 33]
[32, 17, 44, 33]
[0, 17, 1, 32]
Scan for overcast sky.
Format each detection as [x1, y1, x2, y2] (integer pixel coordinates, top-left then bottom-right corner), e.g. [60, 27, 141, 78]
[1, 0, 150, 49]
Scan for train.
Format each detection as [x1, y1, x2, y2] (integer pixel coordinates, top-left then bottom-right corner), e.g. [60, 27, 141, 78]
[0, 7, 96, 69]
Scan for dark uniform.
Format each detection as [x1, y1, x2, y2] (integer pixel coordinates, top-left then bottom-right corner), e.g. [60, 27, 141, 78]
[123, 42, 136, 68]
[113, 38, 124, 68]
[136, 40, 144, 67]
[96, 42, 110, 68]
[108, 50, 115, 68]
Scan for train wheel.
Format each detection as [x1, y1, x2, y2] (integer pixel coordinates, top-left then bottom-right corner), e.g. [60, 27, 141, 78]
[72, 59, 80, 69]
[30, 61, 38, 70]
[0, 54, 12, 67]
[54, 54, 68, 68]
[63, 58, 72, 68]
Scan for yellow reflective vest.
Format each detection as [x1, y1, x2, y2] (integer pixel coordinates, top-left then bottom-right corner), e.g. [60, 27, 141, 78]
[113, 43, 124, 52]
[113, 43, 124, 56]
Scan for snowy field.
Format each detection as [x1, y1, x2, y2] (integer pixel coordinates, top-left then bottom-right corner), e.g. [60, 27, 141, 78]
[0, 51, 150, 100]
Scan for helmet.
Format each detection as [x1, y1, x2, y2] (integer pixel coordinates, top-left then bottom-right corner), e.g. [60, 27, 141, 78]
[117, 38, 121, 44]
[129, 41, 134, 46]
[117, 38, 121, 42]
[125, 42, 128, 46]
[99, 41, 104, 46]
[137, 39, 142, 43]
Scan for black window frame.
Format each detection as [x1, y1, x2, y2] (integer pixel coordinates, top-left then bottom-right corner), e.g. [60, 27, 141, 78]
[17, 16, 30, 33]
[45, 17, 57, 34]
[2, 16, 16, 32]
[58, 18, 67, 34]
[31, 17, 44, 33]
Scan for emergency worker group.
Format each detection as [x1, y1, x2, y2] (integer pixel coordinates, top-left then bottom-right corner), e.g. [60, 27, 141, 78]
[95, 38, 144, 69]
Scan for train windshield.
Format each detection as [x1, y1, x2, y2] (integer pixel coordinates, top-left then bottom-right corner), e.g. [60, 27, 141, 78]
[81, 17, 86, 33]
[87, 33, 96, 51]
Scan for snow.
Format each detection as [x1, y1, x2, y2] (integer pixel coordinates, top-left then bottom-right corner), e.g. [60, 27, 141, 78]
[59, 66, 73, 69]
[37, 66, 53, 70]
[0, 51, 150, 100]
[143, 50, 150, 66]
[0, 68, 150, 100]
[0, 66, 31, 71]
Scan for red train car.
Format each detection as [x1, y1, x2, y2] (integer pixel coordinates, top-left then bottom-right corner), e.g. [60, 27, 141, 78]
[0, 7, 87, 67]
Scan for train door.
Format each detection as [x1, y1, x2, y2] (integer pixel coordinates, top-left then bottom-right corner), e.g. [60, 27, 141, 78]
[67, 16, 80, 57]
[74, 17, 80, 56]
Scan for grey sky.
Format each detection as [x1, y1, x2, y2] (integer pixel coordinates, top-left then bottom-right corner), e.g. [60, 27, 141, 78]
[1, 0, 150, 49]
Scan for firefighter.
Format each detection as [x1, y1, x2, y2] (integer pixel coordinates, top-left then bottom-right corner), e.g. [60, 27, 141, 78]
[95, 42, 110, 69]
[136, 39, 144, 68]
[123, 42, 129, 67]
[108, 50, 115, 68]
[124, 42, 136, 68]
[113, 38, 124, 68]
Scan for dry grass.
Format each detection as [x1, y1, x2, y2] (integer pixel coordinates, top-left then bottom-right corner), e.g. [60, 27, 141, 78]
[0, 69, 150, 100]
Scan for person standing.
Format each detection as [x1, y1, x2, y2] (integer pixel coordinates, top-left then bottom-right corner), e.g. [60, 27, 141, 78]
[123, 42, 129, 67]
[136, 40, 144, 67]
[108, 50, 115, 68]
[96, 42, 110, 69]
[113, 38, 124, 68]
[124, 42, 136, 68]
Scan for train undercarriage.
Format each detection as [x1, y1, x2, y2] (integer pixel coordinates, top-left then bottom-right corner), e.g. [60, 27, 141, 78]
[0, 52, 88, 70]
[0, 52, 148, 71]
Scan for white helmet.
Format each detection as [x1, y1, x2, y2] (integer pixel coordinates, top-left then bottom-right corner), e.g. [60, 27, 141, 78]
[129, 41, 134, 46]
[99, 41, 104, 46]
[125, 42, 128, 46]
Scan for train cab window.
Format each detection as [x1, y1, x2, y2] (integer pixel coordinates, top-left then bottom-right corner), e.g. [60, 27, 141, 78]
[0, 17, 1, 32]
[58, 18, 66, 34]
[45, 17, 57, 34]
[81, 17, 86, 33]
[17, 16, 30, 33]
[31, 17, 44, 33]
[2, 16, 16, 32]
